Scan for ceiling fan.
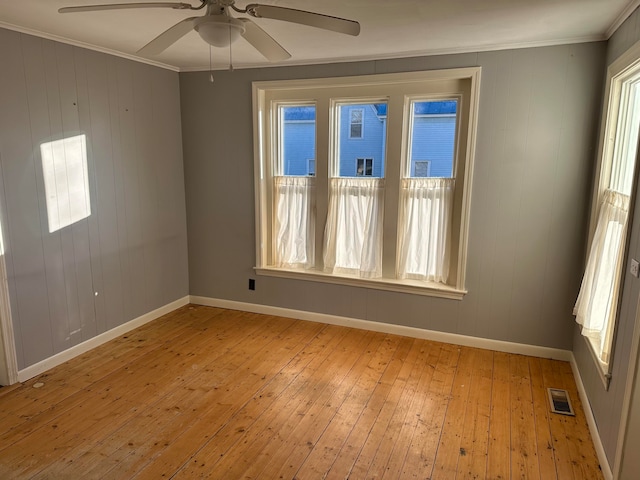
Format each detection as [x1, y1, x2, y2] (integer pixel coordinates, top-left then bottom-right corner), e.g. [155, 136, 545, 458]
[59, 0, 361, 62]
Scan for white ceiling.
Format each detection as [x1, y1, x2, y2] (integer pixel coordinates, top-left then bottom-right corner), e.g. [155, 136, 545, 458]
[0, 0, 638, 71]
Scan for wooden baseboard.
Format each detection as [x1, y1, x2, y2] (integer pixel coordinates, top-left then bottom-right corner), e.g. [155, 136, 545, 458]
[189, 296, 573, 361]
[570, 355, 614, 480]
[17, 296, 190, 383]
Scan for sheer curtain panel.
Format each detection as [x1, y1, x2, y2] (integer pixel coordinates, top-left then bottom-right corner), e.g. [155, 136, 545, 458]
[574, 189, 630, 364]
[397, 178, 455, 283]
[274, 176, 315, 269]
[323, 178, 384, 278]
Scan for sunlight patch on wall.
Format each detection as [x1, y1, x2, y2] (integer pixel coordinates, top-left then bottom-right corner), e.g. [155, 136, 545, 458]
[40, 134, 91, 233]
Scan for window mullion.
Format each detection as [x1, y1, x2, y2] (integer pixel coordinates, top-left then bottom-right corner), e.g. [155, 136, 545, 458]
[264, 95, 277, 267]
[315, 97, 330, 271]
[381, 95, 403, 278]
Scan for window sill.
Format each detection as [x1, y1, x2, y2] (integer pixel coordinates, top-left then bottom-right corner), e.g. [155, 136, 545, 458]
[254, 267, 467, 300]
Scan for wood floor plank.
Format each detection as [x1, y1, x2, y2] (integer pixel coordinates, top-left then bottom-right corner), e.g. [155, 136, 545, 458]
[0, 305, 200, 424]
[272, 334, 413, 479]
[557, 362, 603, 479]
[454, 348, 493, 480]
[356, 337, 428, 479]
[130, 315, 326, 479]
[4, 309, 288, 478]
[30, 309, 289, 479]
[0, 310, 219, 456]
[345, 338, 434, 479]
[509, 354, 540, 479]
[540, 358, 576, 479]
[302, 336, 423, 479]
[0, 306, 604, 480]
[161, 324, 364, 479]
[486, 351, 511, 480]
[326, 338, 432, 479]
[431, 347, 475, 479]
[400, 343, 459, 479]
[3, 305, 204, 400]
[528, 357, 557, 479]
[0, 309, 268, 452]
[378, 340, 443, 479]
[215, 331, 390, 480]
[91, 320, 334, 480]
[541, 359, 603, 480]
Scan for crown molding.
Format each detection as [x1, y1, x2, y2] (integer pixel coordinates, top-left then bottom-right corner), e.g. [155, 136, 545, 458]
[0, 21, 179, 72]
[606, 0, 640, 39]
[179, 34, 607, 72]
[0, 20, 611, 73]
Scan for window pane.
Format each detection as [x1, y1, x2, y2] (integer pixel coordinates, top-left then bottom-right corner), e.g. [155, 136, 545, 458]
[281, 105, 316, 176]
[350, 108, 363, 138]
[355, 158, 374, 176]
[414, 161, 431, 177]
[337, 103, 386, 178]
[409, 100, 457, 178]
[610, 79, 640, 195]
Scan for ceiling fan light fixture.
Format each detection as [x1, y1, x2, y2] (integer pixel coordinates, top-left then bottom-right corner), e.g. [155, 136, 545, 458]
[194, 16, 245, 47]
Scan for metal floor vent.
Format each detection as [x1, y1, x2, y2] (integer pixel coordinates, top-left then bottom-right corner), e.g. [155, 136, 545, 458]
[547, 388, 575, 416]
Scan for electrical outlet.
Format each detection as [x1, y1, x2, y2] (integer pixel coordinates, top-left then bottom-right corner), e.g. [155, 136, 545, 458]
[631, 259, 640, 278]
[249, 279, 256, 290]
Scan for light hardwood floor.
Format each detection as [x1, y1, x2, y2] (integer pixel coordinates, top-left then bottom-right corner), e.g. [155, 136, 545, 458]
[0, 305, 603, 479]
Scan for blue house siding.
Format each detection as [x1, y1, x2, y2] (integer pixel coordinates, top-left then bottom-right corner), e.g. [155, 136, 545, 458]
[411, 115, 456, 178]
[283, 120, 315, 175]
[281, 102, 455, 178]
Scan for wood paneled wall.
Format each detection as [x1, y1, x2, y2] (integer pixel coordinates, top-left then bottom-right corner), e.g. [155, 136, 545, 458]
[0, 29, 188, 370]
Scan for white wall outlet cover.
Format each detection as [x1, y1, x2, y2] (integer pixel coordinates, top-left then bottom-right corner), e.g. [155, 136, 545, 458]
[631, 259, 640, 278]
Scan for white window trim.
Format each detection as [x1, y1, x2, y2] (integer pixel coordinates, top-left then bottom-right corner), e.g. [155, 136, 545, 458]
[252, 68, 481, 298]
[584, 41, 640, 388]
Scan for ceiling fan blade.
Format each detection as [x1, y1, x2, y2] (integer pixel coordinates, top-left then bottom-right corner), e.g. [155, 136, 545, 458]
[239, 19, 290, 62]
[137, 17, 197, 56]
[245, 4, 360, 36]
[59, 2, 194, 14]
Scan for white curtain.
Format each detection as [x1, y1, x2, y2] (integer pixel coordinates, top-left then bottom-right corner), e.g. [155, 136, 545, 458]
[274, 176, 315, 269]
[323, 177, 384, 278]
[397, 178, 455, 283]
[574, 189, 630, 365]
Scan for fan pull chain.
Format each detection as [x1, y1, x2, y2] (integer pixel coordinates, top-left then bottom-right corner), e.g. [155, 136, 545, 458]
[228, 21, 234, 72]
[209, 44, 214, 83]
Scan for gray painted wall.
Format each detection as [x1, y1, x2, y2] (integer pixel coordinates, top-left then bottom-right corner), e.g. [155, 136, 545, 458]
[0, 28, 189, 371]
[572, 6, 640, 469]
[619, 344, 640, 479]
[181, 42, 605, 351]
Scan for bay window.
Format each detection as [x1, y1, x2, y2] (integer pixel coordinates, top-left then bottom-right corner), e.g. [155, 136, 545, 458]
[253, 69, 481, 298]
